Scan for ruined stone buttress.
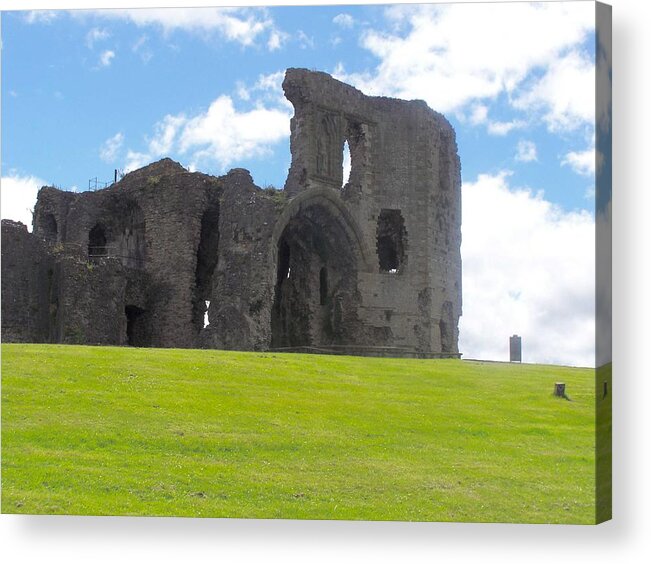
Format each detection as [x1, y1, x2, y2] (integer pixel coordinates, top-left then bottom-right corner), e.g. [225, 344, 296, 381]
[1, 69, 462, 358]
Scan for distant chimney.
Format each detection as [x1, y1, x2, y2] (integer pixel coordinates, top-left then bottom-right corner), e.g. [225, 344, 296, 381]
[510, 335, 522, 363]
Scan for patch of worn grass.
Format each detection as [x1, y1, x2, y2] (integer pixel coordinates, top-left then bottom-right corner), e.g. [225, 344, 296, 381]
[1, 344, 597, 523]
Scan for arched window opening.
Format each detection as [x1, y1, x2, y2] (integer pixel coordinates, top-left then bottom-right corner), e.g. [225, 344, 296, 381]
[341, 120, 369, 194]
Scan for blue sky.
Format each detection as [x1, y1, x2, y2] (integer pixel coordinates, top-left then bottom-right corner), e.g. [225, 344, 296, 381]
[1, 1, 608, 366]
[3, 4, 596, 202]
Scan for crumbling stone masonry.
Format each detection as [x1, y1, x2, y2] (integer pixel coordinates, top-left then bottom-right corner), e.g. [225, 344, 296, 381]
[1, 69, 462, 358]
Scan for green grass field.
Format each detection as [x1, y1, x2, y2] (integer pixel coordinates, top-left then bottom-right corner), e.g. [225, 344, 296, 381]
[1, 344, 600, 523]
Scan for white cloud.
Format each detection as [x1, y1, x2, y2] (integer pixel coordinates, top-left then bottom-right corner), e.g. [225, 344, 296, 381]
[487, 119, 525, 136]
[1, 174, 47, 231]
[254, 70, 285, 93]
[248, 70, 293, 112]
[297, 30, 315, 50]
[335, 2, 594, 132]
[179, 96, 290, 169]
[24, 11, 59, 25]
[148, 115, 186, 155]
[267, 30, 288, 51]
[99, 132, 125, 163]
[333, 14, 355, 29]
[236, 81, 251, 101]
[92, 7, 282, 50]
[562, 133, 601, 178]
[460, 171, 595, 367]
[515, 140, 537, 162]
[132, 35, 153, 63]
[125, 150, 151, 173]
[469, 104, 488, 125]
[98, 50, 115, 67]
[513, 49, 595, 132]
[563, 147, 595, 177]
[461, 105, 526, 136]
[86, 27, 110, 49]
[123, 91, 290, 173]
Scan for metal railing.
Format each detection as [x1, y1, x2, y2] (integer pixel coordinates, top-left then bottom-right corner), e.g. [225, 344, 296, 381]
[88, 177, 111, 191]
[88, 245, 146, 266]
[87, 245, 113, 257]
[87, 170, 125, 192]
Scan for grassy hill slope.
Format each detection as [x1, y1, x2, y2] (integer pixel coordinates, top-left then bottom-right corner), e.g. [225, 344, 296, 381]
[1, 344, 597, 523]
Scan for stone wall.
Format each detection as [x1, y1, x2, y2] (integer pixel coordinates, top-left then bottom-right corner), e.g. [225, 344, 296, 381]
[278, 69, 462, 355]
[1, 221, 53, 342]
[202, 168, 281, 351]
[1, 69, 462, 357]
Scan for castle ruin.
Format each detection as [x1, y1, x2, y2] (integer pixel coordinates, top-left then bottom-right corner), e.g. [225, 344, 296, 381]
[1, 69, 462, 358]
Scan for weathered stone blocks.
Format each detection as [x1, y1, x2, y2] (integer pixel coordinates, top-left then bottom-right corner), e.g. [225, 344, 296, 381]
[1, 69, 462, 358]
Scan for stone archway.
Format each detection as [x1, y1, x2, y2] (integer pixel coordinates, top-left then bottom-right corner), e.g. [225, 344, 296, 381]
[271, 194, 365, 349]
[271, 187, 373, 273]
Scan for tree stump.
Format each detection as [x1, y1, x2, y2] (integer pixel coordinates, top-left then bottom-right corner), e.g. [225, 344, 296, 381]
[554, 382, 566, 398]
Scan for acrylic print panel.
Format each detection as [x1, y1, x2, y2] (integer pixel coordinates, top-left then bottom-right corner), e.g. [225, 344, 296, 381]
[0, 1, 611, 524]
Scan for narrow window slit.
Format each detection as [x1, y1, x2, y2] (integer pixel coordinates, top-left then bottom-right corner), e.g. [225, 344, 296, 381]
[342, 140, 351, 188]
[203, 300, 211, 328]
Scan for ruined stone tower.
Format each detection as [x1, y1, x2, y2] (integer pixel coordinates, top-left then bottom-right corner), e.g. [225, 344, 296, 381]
[1, 69, 462, 358]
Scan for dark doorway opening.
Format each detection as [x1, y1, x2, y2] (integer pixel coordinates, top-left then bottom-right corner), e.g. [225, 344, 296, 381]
[125, 305, 146, 347]
[89, 224, 108, 260]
